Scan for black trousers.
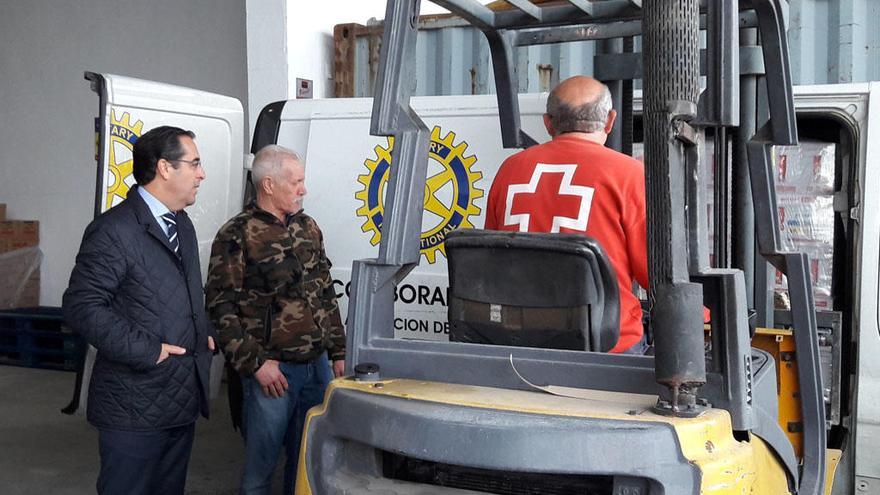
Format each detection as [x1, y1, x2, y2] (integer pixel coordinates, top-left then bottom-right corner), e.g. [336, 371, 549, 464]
[97, 422, 196, 495]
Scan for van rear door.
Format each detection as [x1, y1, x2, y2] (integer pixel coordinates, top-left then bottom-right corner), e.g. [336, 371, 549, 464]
[86, 72, 245, 266]
[71, 73, 245, 414]
[795, 82, 880, 492]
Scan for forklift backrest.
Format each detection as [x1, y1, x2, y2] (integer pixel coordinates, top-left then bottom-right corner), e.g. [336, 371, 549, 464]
[446, 229, 620, 352]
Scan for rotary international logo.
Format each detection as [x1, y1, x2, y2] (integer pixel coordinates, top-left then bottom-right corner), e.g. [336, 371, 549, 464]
[105, 110, 144, 210]
[355, 126, 483, 263]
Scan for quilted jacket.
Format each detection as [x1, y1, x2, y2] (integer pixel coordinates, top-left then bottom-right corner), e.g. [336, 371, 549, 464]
[63, 186, 217, 430]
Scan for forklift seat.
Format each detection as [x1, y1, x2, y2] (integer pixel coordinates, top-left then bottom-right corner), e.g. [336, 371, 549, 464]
[445, 229, 620, 352]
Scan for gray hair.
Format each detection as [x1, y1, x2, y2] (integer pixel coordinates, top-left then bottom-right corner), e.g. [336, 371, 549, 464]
[546, 83, 612, 133]
[251, 145, 302, 184]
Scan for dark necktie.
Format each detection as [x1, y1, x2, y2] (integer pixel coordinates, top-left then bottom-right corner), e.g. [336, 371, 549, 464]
[161, 212, 179, 255]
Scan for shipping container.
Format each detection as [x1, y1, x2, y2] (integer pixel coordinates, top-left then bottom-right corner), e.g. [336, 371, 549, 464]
[334, 0, 880, 97]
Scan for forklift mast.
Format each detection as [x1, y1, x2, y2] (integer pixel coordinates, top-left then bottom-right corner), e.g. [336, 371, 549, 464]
[344, 1, 826, 493]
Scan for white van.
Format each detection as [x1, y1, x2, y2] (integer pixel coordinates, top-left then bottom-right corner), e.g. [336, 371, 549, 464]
[81, 74, 880, 488]
[90, 73, 877, 333]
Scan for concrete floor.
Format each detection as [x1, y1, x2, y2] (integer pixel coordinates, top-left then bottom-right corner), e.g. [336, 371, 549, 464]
[0, 365, 284, 494]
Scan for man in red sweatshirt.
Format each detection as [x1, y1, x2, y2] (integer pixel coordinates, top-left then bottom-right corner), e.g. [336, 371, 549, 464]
[485, 76, 649, 354]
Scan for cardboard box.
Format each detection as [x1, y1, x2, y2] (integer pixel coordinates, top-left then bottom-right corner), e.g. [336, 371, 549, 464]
[0, 203, 6, 221]
[0, 247, 41, 310]
[774, 141, 835, 195]
[17, 271, 40, 308]
[0, 216, 41, 309]
[0, 220, 39, 254]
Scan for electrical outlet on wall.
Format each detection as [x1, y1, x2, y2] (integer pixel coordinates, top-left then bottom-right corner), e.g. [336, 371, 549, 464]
[296, 78, 313, 99]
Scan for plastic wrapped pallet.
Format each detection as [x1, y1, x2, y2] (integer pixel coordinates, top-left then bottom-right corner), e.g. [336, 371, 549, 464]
[631, 139, 836, 309]
[0, 219, 40, 308]
[773, 141, 836, 309]
[0, 220, 39, 253]
[0, 247, 42, 310]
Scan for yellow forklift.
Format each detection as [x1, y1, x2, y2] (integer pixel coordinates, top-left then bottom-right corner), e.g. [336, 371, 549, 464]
[293, 0, 856, 493]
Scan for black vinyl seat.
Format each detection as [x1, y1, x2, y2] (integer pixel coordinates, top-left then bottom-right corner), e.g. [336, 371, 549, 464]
[445, 229, 620, 352]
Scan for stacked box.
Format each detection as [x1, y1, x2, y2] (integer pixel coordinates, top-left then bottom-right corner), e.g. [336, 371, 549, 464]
[630, 139, 836, 309]
[20, 271, 40, 308]
[0, 248, 41, 309]
[0, 220, 39, 253]
[773, 141, 836, 309]
[0, 218, 40, 309]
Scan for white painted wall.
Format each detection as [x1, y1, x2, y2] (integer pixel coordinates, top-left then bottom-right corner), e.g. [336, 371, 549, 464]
[246, 0, 452, 134]
[0, 0, 248, 306]
[246, 0, 289, 139]
[286, 1, 449, 99]
[0, 0, 465, 306]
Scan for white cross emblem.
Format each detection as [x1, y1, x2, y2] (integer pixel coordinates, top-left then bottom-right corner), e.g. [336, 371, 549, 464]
[504, 163, 595, 232]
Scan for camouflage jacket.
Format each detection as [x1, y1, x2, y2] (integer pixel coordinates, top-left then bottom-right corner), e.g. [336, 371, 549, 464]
[205, 202, 345, 376]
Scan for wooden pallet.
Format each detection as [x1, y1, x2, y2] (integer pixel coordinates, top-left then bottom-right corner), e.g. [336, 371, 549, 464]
[0, 307, 84, 372]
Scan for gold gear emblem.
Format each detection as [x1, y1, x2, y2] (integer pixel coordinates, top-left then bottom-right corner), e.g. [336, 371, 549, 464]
[105, 110, 144, 210]
[355, 126, 484, 263]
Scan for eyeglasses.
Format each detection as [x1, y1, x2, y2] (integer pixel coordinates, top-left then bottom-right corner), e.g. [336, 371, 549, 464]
[166, 158, 203, 169]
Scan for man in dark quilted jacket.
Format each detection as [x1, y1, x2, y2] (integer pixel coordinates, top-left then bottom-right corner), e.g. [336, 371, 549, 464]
[205, 144, 345, 495]
[63, 126, 218, 494]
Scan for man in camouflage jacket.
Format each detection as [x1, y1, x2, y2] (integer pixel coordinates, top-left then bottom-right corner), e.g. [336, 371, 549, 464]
[205, 145, 344, 495]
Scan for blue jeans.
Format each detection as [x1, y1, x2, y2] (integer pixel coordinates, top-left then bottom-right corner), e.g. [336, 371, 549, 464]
[622, 333, 650, 355]
[240, 355, 333, 495]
